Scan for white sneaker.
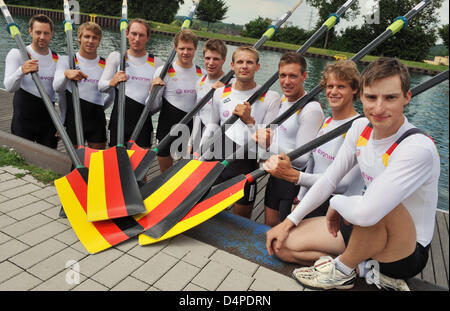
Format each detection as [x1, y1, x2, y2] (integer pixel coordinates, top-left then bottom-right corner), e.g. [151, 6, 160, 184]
[292, 256, 356, 290]
[366, 266, 410, 291]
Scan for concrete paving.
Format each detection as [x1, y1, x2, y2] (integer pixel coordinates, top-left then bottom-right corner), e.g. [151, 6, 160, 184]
[0, 165, 305, 292]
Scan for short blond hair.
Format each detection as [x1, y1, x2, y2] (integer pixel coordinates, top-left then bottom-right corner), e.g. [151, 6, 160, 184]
[232, 46, 259, 63]
[77, 22, 102, 41]
[321, 60, 360, 100]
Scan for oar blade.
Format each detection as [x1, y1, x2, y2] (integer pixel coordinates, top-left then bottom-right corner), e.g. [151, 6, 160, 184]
[55, 167, 144, 253]
[87, 146, 146, 222]
[139, 174, 247, 245]
[127, 142, 157, 181]
[75, 146, 99, 168]
[135, 159, 226, 239]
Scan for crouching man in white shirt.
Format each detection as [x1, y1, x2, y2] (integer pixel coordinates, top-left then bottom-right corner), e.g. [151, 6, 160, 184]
[265, 57, 440, 291]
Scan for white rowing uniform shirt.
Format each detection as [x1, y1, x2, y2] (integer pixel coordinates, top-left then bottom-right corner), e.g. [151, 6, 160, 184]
[195, 74, 230, 125]
[152, 62, 205, 114]
[202, 83, 281, 148]
[288, 117, 440, 247]
[4, 45, 59, 101]
[189, 73, 227, 149]
[296, 115, 365, 200]
[269, 95, 324, 170]
[98, 51, 163, 105]
[53, 53, 113, 107]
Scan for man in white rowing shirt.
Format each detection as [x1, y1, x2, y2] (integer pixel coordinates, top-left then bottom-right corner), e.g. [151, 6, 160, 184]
[98, 19, 163, 149]
[188, 38, 228, 155]
[4, 14, 60, 149]
[200, 46, 280, 219]
[266, 57, 440, 291]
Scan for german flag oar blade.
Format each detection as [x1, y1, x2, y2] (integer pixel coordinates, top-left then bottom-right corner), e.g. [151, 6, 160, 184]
[135, 159, 226, 239]
[75, 146, 99, 168]
[127, 141, 157, 180]
[87, 146, 146, 222]
[55, 167, 144, 253]
[139, 174, 247, 245]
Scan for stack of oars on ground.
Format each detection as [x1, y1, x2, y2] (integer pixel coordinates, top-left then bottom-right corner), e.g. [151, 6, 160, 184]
[2, 0, 446, 255]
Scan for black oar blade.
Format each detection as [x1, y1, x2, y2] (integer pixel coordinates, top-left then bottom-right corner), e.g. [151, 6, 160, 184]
[139, 174, 247, 245]
[55, 166, 144, 253]
[87, 146, 146, 222]
[135, 159, 226, 239]
[127, 141, 157, 182]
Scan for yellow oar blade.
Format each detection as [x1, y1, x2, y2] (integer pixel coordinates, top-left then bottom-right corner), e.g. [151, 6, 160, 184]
[87, 146, 145, 222]
[139, 174, 247, 245]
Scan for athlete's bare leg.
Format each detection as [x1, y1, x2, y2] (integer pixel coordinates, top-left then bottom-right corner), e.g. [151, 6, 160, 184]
[273, 216, 346, 266]
[338, 204, 416, 269]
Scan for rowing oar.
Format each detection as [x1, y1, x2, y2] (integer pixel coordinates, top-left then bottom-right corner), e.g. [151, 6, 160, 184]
[140, 0, 432, 240]
[125, 0, 201, 181]
[132, 0, 303, 180]
[194, 0, 356, 160]
[0, 1, 100, 230]
[62, 0, 97, 166]
[87, 0, 147, 222]
[139, 66, 449, 245]
[136, 0, 354, 240]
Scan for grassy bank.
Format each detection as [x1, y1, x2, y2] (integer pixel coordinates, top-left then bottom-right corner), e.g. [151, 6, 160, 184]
[0, 146, 61, 184]
[9, 4, 449, 73]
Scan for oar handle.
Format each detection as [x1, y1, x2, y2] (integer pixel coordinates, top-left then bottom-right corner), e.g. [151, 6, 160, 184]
[117, 1, 128, 146]
[196, 0, 356, 158]
[129, 0, 200, 143]
[222, 0, 432, 168]
[411, 70, 448, 97]
[253, 0, 304, 50]
[63, 0, 84, 147]
[247, 64, 446, 183]
[248, 116, 360, 182]
[1, 1, 83, 168]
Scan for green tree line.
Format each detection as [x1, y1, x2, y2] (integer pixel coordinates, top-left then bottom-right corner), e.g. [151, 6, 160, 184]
[242, 0, 447, 62]
[5, 0, 185, 24]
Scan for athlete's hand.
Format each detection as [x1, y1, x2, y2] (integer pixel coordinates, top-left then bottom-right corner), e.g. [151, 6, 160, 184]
[266, 218, 295, 256]
[110, 71, 128, 87]
[233, 101, 255, 125]
[263, 153, 300, 183]
[64, 69, 88, 81]
[326, 207, 343, 238]
[21, 59, 39, 74]
[252, 128, 273, 148]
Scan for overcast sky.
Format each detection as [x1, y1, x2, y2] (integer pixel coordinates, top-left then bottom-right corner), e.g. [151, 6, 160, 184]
[177, 0, 449, 31]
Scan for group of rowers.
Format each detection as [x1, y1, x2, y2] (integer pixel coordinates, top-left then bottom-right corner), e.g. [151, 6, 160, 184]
[4, 14, 440, 291]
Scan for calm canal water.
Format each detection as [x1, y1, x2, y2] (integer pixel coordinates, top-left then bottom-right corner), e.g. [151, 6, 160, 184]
[0, 16, 448, 211]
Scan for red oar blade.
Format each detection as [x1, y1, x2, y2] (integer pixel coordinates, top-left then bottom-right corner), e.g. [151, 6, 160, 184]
[127, 141, 157, 182]
[75, 146, 99, 168]
[139, 174, 247, 245]
[135, 159, 225, 239]
[55, 167, 145, 253]
[87, 146, 146, 222]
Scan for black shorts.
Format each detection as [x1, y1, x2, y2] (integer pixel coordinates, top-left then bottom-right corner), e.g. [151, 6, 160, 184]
[339, 220, 430, 279]
[65, 90, 107, 145]
[264, 176, 300, 221]
[108, 92, 153, 148]
[11, 88, 57, 149]
[156, 98, 193, 157]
